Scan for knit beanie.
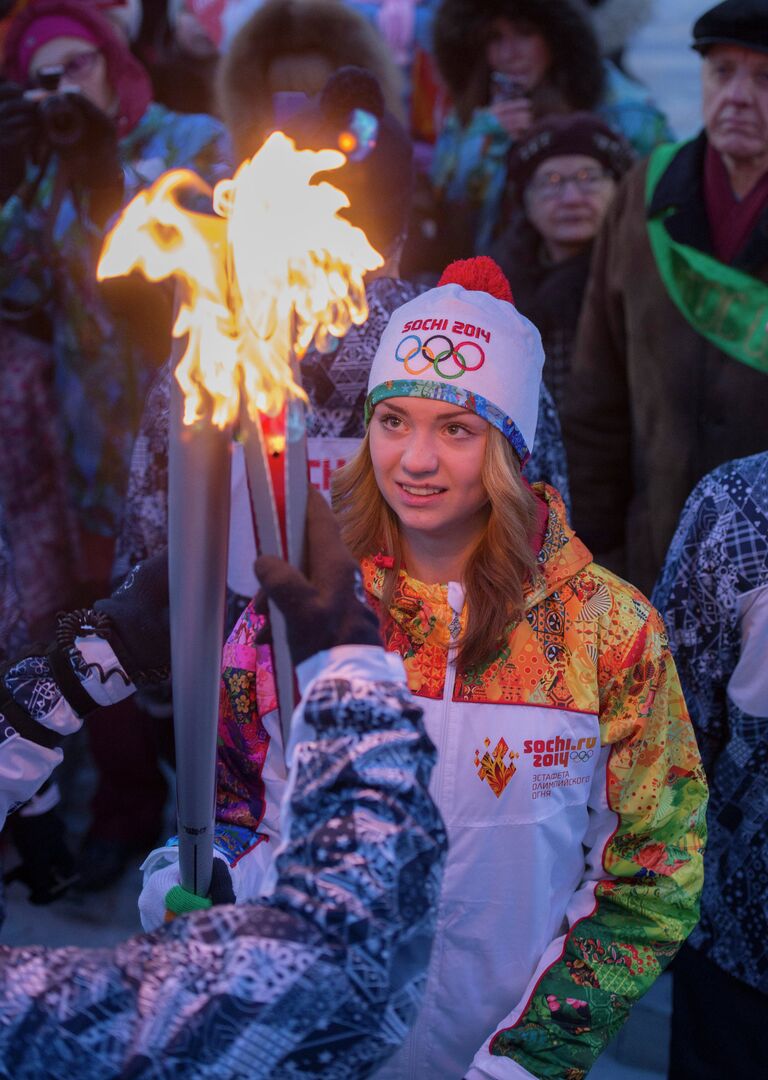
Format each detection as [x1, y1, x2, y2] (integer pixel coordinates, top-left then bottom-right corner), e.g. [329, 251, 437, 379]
[365, 257, 544, 464]
[508, 111, 634, 193]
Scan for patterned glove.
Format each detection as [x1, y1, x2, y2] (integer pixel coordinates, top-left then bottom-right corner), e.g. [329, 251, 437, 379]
[87, 550, 170, 682]
[254, 487, 381, 666]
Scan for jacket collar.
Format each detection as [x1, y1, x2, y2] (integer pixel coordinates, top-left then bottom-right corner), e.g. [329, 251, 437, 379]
[646, 131, 713, 252]
[362, 485, 593, 648]
[647, 130, 768, 272]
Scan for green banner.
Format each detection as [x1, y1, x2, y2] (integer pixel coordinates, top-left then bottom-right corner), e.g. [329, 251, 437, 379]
[645, 141, 768, 375]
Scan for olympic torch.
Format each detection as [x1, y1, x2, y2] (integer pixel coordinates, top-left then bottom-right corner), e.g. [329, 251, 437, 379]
[98, 132, 382, 896]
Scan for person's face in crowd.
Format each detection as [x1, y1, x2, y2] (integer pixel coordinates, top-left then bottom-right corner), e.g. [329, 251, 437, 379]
[29, 35, 116, 114]
[175, 7, 218, 59]
[97, 0, 142, 43]
[369, 397, 490, 574]
[485, 17, 552, 92]
[266, 53, 335, 98]
[523, 153, 616, 263]
[702, 45, 768, 174]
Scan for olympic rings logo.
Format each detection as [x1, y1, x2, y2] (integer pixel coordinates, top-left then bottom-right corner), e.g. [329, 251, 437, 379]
[395, 333, 486, 380]
[570, 749, 594, 763]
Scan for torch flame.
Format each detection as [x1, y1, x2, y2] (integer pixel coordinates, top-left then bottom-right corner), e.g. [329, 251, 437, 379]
[97, 131, 384, 427]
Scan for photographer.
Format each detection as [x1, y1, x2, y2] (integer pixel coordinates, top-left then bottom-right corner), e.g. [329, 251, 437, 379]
[0, 0, 231, 591]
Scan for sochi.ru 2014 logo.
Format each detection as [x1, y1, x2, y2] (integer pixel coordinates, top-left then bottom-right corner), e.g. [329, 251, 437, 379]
[523, 736, 596, 768]
[475, 737, 519, 798]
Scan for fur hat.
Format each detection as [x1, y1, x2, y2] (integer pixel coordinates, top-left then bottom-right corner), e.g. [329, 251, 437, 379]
[508, 111, 634, 191]
[692, 0, 768, 56]
[217, 0, 404, 163]
[432, 0, 604, 122]
[282, 67, 414, 256]
[365, 257, 544, 463]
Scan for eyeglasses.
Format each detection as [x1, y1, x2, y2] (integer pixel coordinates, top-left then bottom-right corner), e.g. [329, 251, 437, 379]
[30, 50, 101, 92]
[526, 166, 611, 200]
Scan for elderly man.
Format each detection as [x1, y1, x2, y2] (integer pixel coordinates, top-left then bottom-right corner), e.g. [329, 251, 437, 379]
[562, 0, 768, 596]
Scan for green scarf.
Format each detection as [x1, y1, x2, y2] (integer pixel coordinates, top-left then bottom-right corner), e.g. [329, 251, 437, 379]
[645, 141, 768, 375]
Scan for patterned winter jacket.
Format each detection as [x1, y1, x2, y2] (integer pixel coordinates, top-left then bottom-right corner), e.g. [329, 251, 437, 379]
[210, 483, 707, 1079]
[0, 640, 445, 1078]
[653, 453, 768, 994]
[0, 102, 230, 536]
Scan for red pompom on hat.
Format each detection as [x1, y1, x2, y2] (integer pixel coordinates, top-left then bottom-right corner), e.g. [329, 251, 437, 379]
[437, 256, 514, 305]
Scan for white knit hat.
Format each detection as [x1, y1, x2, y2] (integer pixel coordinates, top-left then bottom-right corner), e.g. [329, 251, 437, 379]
[365, 258, 544, 463]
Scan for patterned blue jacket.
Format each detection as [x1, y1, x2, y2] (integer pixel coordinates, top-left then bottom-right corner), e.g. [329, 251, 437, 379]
[0, 644, 446, 1077]
[653, 453, 768, 993]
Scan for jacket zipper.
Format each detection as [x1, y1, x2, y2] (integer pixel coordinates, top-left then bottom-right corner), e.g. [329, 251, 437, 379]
[406, 585, 462, 1078]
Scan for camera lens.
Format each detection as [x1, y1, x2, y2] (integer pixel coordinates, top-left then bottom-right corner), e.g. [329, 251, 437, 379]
[39, 93, 84, 148]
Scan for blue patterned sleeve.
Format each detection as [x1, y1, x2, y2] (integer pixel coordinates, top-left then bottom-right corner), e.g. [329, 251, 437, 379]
[0, 665, 446, 1079]
[651, 459, 768, 769]
[597, 62, 674, 158]
[523, 382, 571, 515]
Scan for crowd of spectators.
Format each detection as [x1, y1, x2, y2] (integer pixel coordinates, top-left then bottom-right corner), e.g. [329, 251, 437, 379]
[0, 2, 765, 1078]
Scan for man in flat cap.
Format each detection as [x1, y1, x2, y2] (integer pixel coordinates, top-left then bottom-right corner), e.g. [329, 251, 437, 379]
[562, 0, 768, 598]
[564, 8, 768, 1070]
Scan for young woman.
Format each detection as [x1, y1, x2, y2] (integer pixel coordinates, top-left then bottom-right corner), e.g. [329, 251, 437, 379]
[143, 257, 707, 1078]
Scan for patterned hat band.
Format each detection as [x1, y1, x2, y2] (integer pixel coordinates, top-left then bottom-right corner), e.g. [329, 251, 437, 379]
[364, 380, 531, 465]
[365, 262, 545, 460]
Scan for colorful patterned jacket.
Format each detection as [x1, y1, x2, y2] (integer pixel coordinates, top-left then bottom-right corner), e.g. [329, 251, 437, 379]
[209, 483, 706, 1079]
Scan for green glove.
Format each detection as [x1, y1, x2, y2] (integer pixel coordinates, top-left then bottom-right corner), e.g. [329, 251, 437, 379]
[163, 858, 235, 919]
[164, 884, 212, 917]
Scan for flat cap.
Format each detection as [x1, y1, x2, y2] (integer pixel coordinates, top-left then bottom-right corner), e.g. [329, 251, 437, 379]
[692, 0, 768, 56]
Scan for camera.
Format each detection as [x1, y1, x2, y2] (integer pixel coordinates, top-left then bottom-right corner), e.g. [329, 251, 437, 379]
[38, 91, 87, 149]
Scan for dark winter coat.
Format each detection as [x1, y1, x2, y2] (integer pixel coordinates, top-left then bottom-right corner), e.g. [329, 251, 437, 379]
[493, 218, 592, 412]
[562, 133, 768, 595]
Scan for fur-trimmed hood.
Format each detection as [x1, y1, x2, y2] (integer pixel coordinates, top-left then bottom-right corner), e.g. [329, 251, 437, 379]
[217, 0, 403, 163]
[433, 0, 604, 122]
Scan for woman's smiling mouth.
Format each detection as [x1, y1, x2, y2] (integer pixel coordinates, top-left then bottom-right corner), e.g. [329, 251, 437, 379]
[398, 482, 446, 498]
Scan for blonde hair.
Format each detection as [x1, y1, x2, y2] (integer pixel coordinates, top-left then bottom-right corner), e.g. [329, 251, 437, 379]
[331, 423, 541, 672]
